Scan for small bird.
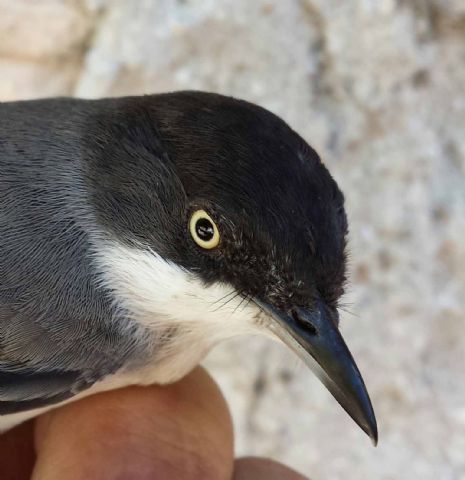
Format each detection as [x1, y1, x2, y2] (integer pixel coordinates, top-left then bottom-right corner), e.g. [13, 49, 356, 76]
[0, 91, 377, 443]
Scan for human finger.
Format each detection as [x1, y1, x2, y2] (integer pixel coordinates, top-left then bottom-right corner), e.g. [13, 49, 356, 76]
[233, 456, 309, 480]
[33, 367, 234, 480]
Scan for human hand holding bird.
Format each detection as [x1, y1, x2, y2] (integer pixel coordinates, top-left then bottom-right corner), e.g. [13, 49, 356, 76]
[0, 367, 307, 479]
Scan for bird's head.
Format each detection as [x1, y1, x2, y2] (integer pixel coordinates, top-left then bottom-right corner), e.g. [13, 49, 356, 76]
[84, 91, 377, 443]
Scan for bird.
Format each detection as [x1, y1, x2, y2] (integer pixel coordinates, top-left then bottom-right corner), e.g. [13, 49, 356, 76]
[0, 91, 377, 443]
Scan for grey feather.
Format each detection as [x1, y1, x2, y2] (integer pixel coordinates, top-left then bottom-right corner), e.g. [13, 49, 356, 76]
[0, 98, 152, 413]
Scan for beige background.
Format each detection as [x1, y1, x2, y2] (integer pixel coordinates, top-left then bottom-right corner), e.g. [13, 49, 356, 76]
[1, 1, 464, 478]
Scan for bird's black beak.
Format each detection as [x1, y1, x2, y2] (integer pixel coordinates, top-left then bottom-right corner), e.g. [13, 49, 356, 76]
[256, 298, 378, 445]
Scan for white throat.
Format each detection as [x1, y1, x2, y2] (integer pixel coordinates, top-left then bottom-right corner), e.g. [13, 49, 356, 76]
[94, 240, 270, 383]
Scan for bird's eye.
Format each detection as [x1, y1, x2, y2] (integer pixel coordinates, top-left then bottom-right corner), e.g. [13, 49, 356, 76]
[189, 210, 220, 249]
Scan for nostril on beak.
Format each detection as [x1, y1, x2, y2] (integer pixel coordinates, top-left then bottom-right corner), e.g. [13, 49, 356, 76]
[290, 308, 317, 335]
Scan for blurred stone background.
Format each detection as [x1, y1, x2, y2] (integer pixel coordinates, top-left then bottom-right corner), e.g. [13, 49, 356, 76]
[1, 0, 464, 478]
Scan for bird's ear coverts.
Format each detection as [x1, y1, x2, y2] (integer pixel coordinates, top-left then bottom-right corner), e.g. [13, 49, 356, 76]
[82, 99, 187, 252]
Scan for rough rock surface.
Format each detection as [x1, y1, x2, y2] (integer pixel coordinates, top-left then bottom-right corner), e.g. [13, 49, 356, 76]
[1, 1, 464, 478]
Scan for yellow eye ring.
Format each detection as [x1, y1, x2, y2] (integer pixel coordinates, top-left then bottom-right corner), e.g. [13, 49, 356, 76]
[189, 210, 220, 249]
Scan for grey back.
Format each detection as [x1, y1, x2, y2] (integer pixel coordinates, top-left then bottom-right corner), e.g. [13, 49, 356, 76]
[0, 98, 149, 413]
